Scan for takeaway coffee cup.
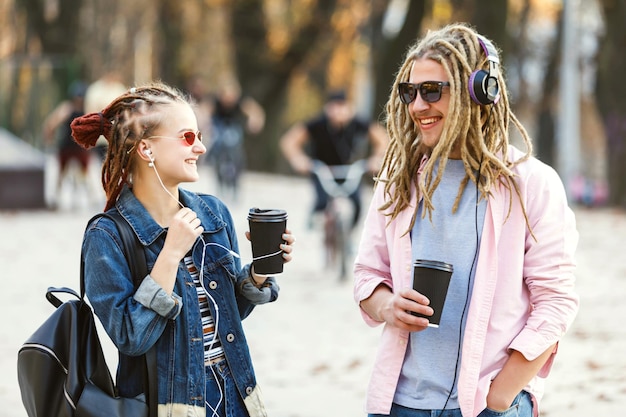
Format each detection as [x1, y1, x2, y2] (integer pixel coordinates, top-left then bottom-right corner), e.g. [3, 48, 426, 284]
[247, 208, 288, 274]
[412, 260, 454, 327]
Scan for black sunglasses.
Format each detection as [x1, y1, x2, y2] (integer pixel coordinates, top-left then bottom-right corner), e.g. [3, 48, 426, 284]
[398, 81, 450, 104]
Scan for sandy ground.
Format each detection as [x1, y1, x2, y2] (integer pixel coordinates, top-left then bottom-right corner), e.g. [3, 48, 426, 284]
[1, 160, 625, 416]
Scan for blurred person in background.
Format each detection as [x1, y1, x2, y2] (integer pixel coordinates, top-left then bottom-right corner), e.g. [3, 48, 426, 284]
[209, 79, 265, 138]
[42, 80, 96, 209]
[353, 23, 579, 417]
[84, 71, 127, 161]
[280, 89, 387, 229]
[185, 74, 213, 140]
[205, 78, 265, 201]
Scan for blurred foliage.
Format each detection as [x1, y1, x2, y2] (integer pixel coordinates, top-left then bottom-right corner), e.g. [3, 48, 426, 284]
[0, 0, 623, 206]
[0, 0, 513, 151]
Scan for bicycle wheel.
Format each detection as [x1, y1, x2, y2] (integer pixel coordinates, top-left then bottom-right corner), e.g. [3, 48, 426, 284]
[337, 221, 349, 281]
[323, 202, 349, 281]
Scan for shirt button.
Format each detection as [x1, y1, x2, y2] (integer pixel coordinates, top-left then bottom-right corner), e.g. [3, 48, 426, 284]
[226, 333, 235, 342]
[209, 281, 218, 289]
[246, 386, 253, 395]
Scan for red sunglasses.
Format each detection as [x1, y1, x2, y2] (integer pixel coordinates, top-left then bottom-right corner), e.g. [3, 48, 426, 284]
[147, 131, 203, 146]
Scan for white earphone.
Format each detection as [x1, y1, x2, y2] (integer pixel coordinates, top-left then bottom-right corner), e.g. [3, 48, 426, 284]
[144, 149, 155, 167]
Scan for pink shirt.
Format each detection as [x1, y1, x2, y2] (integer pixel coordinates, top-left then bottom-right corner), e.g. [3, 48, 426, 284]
[353, 147, 579, 417]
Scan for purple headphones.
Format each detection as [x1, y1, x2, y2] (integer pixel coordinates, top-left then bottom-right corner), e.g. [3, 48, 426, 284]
[468, 34, 500, 105]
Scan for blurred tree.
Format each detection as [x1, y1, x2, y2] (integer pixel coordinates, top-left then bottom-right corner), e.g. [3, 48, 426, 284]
[445, 0, 508, 52]
[471, 0, 508, 51]
[79, 1, 144, 83]
[231, 0, 339, 170]
[370, 0, 427, 122]
[156, 0, 184, 86]
[230, 0, 428, 171]
[8, 0, 84, 141]
[226, 0, 515, 172]
[15, 0, 83, 85]
[595, 0, 626, 207]
[534, 5, 563, 167]
[2, 0, 546, 176]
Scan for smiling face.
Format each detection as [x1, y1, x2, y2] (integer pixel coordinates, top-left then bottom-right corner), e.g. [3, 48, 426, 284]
[144, 102, 207, 185]
[406, 58, 457, 157]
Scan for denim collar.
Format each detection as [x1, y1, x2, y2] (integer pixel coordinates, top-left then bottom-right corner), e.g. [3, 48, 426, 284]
[114, 185, 226, 246]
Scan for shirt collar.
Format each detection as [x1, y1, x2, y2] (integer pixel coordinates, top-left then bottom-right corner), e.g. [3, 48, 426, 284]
[113, 185, 226, 246]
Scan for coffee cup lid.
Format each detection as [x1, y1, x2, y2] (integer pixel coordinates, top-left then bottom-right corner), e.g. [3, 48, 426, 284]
[247, 207, 288, 222]
[413, 259, 453, 273]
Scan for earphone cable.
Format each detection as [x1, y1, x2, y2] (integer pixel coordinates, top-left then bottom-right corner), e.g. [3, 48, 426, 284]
[149, 159, 185, 210]
[436, 159, 481, 416]
[199, 236, 225, 417]
[436, 105, 492, 416]
[149, 152, 250, 416]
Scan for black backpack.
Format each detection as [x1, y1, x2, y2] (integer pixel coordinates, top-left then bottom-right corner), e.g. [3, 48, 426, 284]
[17, 211, 157, 417]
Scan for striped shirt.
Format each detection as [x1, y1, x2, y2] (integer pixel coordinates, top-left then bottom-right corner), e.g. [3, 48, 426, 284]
[184, 256, 225, 365]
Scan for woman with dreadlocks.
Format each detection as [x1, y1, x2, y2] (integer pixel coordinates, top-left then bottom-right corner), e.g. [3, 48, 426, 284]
[353, 24, 578, 417]
[71, 81, 295, 417]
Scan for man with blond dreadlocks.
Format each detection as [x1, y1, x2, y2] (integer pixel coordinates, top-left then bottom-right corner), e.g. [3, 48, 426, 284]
[353, 24, 578, 417]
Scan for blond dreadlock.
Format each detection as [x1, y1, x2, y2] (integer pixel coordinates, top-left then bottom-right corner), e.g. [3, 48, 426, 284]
[378, 23, 534, 236]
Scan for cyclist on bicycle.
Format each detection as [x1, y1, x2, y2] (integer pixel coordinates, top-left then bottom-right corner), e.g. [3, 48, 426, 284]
[280, 89, 388, 228]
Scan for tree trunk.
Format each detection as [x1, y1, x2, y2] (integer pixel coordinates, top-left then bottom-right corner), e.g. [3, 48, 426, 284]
[471, 0, 508, 56]
[13, 0, 83, 140]
[535, 6, 564, 166]
[370, 0, 427, 123]
[231, 0, 338, 172]
[156, 0, 184, 86]
[595, 0, 626, 207]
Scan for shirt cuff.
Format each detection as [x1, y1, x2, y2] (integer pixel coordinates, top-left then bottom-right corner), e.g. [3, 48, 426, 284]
[133, 274, 183, 320]
[239, 276, 279, 304]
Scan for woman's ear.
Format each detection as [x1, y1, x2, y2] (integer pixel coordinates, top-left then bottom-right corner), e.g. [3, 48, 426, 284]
[136, 141, 153, 163]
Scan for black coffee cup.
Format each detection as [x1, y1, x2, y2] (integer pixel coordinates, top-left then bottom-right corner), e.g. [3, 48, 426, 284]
[412, 260, 454, 327]
[247, 208, 288, 274]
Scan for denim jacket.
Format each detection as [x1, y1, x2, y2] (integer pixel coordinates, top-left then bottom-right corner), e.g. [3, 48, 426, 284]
[82, 185, 279, 417]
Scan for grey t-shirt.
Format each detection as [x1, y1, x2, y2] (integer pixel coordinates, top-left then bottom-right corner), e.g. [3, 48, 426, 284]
[394, 159, 487, 410]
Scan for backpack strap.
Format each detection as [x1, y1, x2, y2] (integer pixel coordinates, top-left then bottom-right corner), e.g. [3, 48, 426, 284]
[45, 286, 80, 308]
[83, 210, 157, 417]
[83, 211, 147, 292]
